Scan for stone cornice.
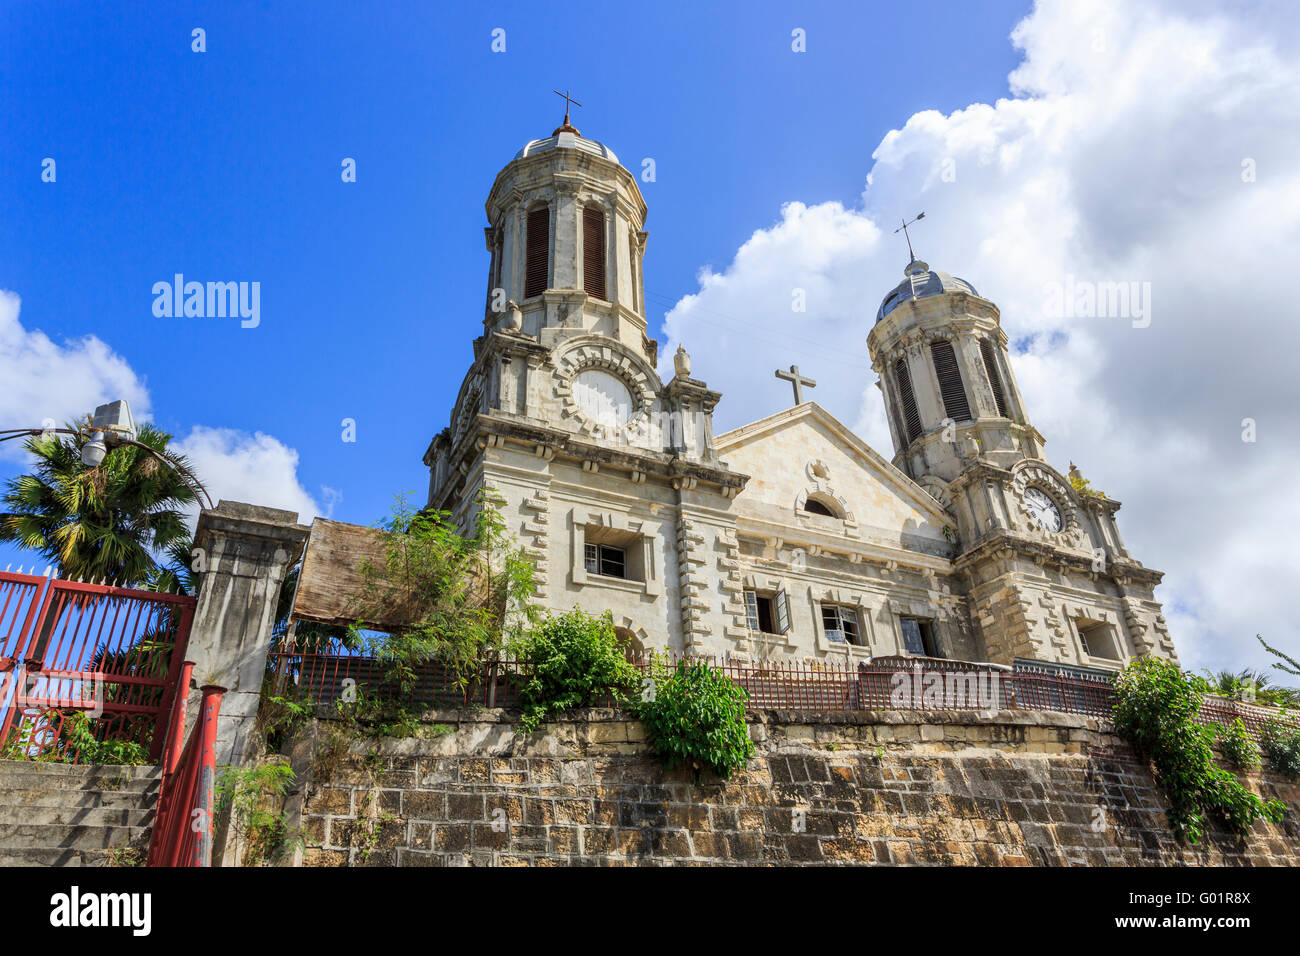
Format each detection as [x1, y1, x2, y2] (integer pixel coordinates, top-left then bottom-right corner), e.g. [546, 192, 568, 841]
[734, 514, 953, 575]
[439, 412, 748, 500]
[953, 527, 1163, 585]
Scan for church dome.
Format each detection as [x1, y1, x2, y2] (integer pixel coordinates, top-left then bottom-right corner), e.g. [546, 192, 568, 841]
[876, 259, 979, 322]
[514, 126, 619, 164]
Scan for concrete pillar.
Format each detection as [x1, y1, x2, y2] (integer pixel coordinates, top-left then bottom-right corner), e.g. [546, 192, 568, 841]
[188, 501, 309, 768]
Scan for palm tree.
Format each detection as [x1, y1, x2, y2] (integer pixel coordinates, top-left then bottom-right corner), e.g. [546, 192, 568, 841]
[0, 420, 196, 587]
[1201, 668, 1300, 709]
[1258, 635, 1300, 680]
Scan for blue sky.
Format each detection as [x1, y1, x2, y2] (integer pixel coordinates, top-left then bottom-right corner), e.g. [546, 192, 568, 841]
[0, 0, 1027, 541]
[5, 1, 1299, 675]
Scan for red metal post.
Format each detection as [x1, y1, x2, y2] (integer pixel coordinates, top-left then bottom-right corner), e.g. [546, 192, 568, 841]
[149, 602, 196, 762]
[192, 684, 223, 867]
[162, 662, 195, 777]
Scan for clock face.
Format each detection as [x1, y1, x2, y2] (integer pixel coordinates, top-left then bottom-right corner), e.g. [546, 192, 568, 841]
[573, 369, 633, 428]
[1024, 487, 1062, 532]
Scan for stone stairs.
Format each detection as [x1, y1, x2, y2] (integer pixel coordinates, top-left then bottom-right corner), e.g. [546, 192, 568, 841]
[0, 759, 160, 866]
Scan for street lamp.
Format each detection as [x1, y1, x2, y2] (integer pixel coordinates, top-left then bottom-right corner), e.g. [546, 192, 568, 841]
[0, 399, 213, 509]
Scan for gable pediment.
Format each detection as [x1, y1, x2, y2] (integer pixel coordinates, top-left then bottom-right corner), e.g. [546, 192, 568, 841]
[716, 403, 951, 553]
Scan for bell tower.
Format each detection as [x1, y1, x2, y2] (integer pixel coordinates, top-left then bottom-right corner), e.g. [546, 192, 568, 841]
[868, 253, 1178, 669]
[422, 110, 746, 658]
[867, 255, 1043, 484]
[481, 109, 654, 364]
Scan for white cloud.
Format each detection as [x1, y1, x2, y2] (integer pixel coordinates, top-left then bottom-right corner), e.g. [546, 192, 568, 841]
[660, 0, 1300, 675]
[173, 426, 335, 527]
[0, 290, 331, 530]
[0, 289, 151, 458]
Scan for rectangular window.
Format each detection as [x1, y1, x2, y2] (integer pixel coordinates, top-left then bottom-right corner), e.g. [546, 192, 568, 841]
[525, 207, 550, 298]
[583, 206, 606, 299]
[744, 589, 791, 635]
[930, 339, 972, 423]
[821, 604, 861, 645]
[585, 543, 625, 579]
[1077, 621, 1121, 660]
[900, 617, 941, 657]
[979, 338, 1009, 418]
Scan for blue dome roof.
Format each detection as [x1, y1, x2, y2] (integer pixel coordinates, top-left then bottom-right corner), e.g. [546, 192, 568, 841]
[876, 259, 979, 322]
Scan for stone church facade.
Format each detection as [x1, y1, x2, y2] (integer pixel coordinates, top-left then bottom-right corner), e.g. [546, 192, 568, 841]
[423, 116, 1179, 671]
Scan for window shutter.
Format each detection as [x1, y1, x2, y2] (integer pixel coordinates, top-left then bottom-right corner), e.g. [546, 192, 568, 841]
[900, 617, 926, 655]
[930, 339, 972, 423]
[583, 206, 606, 299]
[979, 338, 1009, 418]
[525, 207, 550, 298]
[895, 358, 922, 443]
[774, 588, 791, 635]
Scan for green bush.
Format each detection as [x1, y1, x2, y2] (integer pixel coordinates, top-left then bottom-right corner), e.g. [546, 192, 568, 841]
[637, 658, 755, 781]
[215, 760, 304, 866]
[1261, 717, 1300, 779]
[1217, 718, 1260, 771]
[513, 608, 641, 733]
[1112, 657, 1285, 843]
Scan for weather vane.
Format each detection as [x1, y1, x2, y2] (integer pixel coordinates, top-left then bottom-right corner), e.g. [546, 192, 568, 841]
[553, 88, 582, 128]
[894, 211, 926, 262]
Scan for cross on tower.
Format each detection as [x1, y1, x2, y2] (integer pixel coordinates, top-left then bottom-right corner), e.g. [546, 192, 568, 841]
[894, 211, 926, 262]
[776, 365, 817, 405]
[552, 88, 583, 128]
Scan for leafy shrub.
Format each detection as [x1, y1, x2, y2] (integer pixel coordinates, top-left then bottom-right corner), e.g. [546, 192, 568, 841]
[257, 694, 315, 754]
[513, 608, 640, 733]
[349, 491, 540, 694]
[1, 712, 152, 766]
[637, 658, 755, 781]
[1261, 717, 1300, 779]
[1217, 718, 1260, 771]
[1112, 657, 1285, 843]
[216, 759, 304, 866]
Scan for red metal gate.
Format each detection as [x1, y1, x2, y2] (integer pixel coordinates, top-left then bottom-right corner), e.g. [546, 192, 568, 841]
[0, 568, 195, 764]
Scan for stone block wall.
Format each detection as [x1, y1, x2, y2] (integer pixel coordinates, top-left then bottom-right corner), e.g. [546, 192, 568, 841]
[283, 709, 1300, 867]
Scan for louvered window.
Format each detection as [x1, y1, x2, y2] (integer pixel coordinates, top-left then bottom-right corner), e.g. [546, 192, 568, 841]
[930, 340, 972, 423]
[524, 207, 550, 298]
[895, 358, 922, 443]
[980, 338, 1009, 418]
[583, 206, 606, 299]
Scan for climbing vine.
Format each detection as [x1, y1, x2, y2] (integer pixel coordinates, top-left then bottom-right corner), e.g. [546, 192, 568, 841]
[1111, 657, 1285, 843]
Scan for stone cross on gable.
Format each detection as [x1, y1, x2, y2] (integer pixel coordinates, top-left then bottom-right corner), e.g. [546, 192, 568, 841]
[776, 365, 816, 405]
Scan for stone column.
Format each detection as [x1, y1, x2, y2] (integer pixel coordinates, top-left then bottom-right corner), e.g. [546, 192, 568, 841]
[189, 501, 309, 767]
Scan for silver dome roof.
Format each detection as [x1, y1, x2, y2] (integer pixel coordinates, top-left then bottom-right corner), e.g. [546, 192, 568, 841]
[514, 127, 619, 164]
[876, 259, 979, 322]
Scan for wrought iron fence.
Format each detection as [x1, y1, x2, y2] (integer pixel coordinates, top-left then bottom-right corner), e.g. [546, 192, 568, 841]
[0, 569, 195, 763]
[265, 638, 1299, 742]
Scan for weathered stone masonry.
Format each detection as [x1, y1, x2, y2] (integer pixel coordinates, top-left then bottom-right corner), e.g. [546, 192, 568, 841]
[283, 710, 1300, 867]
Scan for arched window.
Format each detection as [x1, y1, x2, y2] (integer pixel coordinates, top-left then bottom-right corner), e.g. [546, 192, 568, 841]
[524, 206, 550, 298]
[930, 339, 972, 423]
[979, 338, 1009, 418]
[802, 494, 842, 518]
[894, 357, 922, 443]
[583, 206, 606, 299]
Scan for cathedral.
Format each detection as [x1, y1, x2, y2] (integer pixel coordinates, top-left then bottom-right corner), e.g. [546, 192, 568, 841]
[422, 112, 1180, 671]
